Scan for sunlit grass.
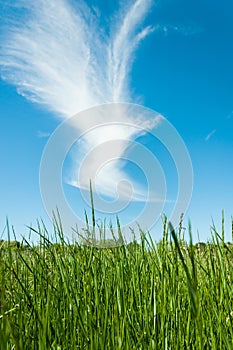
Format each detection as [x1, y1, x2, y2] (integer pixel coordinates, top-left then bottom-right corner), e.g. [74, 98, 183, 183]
[0, 214, 233, 349]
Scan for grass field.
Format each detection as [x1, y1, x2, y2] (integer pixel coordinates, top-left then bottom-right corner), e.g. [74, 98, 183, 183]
[0, 215, 233, 349]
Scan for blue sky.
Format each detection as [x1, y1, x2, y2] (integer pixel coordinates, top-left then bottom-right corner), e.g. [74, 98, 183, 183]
[0, 0, 232, 242]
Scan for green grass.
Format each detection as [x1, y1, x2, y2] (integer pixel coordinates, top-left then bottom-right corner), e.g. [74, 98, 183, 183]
[0, 216, 233, 349]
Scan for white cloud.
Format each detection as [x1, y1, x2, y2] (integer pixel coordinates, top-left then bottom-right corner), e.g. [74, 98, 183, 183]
[0, 0, 159, 201]
[67, 109, 162, 201]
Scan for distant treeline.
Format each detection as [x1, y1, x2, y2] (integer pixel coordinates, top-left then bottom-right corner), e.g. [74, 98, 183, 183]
[1, 238, 233, 251]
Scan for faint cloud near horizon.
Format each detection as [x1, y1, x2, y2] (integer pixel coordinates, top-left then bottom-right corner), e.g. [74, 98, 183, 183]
[205, 129, 216, 142]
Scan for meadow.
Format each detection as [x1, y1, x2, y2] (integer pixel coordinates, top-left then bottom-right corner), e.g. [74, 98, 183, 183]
[0, 214, 233, 349]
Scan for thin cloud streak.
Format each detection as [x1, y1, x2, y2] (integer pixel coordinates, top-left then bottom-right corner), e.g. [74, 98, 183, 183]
[108, 0, 154, 101]
[37, 131, 50, 138]
[0, 0, 159, 201]
[156, 23, 202, 37]
[205, 129, 216, 142]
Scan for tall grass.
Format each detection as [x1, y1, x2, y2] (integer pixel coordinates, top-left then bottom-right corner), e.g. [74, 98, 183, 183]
[0, 215, 233, 349]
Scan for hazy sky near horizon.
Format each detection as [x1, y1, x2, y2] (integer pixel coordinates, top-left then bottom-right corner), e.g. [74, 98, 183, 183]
[0, 0, 232, 242]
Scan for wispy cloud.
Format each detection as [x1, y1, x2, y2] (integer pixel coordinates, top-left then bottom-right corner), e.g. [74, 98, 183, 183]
[226, 110, 233, 119]
[108, 0, 154, 101]
[156, 23, 202, 37]
[0, 0, 159, 201]
[205, 129, 216, 142]
[37, 130, 50, 138]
